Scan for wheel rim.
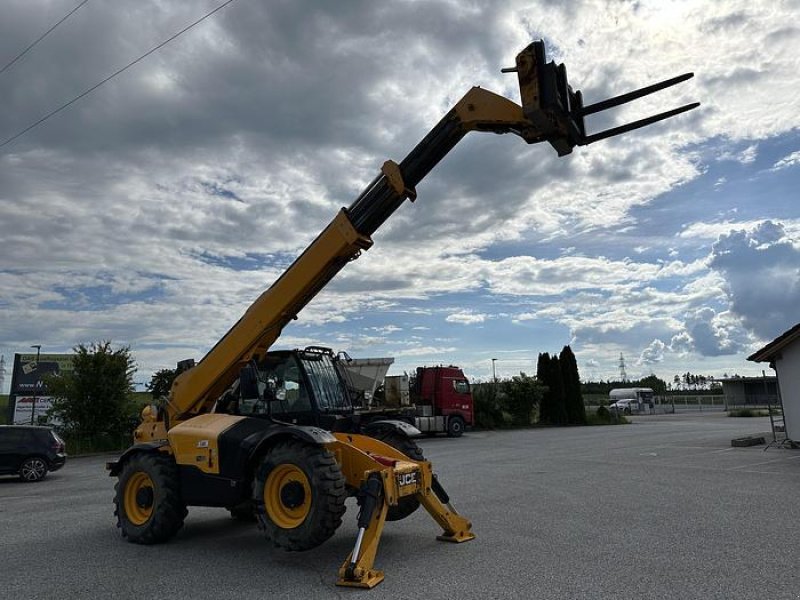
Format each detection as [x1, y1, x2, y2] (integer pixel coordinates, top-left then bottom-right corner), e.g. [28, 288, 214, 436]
[124, 472, 155, 526]
[21, 459, 46, 481]
[264, 464, 311, 529]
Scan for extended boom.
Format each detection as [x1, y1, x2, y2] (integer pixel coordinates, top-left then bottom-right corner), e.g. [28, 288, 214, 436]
[165, 41, 697, 425]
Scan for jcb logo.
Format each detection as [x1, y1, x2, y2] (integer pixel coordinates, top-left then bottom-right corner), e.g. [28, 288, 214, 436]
[397, 472, 418, 487]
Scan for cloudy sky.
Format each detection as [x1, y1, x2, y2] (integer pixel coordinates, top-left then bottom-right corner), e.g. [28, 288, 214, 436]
[1, 0, 798, 390]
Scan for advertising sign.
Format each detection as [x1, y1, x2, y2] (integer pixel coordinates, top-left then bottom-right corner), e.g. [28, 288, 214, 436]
[8, 353, 73, 425]
[11, 395, 56, 425]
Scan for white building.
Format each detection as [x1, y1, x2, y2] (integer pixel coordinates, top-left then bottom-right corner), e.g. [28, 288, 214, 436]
[748, 323, 800, 445]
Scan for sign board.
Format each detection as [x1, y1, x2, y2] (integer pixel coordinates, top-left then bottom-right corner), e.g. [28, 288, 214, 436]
[11, 395, 56, 425]
[7, 353, 73, 425]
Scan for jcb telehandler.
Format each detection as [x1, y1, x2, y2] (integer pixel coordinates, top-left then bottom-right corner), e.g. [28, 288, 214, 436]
[107, 40, 697, 588]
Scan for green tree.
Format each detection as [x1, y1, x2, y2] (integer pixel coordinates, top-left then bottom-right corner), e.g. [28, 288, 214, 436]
[536, 352, 553, 423]
[559, 345, 586, 425]
[501, 372, 544, 426]
[638, 374, 667, 395]
[46, 341, 138, 439]
[548, 355, 568, 425]
[472, 382, 505, 429]
[147, 368, 177, 399]
[537, 353, 568, 425]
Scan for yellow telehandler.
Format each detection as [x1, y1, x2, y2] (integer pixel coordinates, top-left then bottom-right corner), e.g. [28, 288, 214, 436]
[107, 40, 697, 588]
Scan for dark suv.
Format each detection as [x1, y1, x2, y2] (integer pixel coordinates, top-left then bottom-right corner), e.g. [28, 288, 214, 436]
[0, 426, 67, 482]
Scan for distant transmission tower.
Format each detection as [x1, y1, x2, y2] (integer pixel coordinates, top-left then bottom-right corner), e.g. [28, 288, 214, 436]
[0, 355, 6, 392]
[618, 353, 627, 382]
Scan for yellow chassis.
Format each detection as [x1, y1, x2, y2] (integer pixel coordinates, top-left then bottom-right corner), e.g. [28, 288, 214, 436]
[326, 433, 475, 588]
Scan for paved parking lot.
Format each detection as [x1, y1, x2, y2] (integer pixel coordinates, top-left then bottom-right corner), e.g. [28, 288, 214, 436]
[2, 413, 799, 599]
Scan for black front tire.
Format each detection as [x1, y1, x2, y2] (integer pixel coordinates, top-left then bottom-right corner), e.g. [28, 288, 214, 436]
[114, 452, 187, 544]
[447, 416, 465, 438]
[19, 457, 48, 482]
[254, 440, 346, 551]
[373, 431, 424, 522]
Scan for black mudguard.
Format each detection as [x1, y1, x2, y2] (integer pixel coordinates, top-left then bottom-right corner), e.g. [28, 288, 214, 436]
[106, 440, 168, 476]
[217, 418, 337, 482]
[362, 419, 421, 439]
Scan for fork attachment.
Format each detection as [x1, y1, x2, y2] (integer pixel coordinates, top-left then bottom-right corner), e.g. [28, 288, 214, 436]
[507, 40, 699, 155]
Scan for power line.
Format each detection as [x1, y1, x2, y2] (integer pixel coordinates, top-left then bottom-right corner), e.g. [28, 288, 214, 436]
[0, 0, 92, 78]
[0, 0, 239, 150]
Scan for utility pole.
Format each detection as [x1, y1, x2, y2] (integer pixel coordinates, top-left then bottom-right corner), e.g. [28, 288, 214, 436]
[30, 344, 41, 425]
[491, 358, 497, 383]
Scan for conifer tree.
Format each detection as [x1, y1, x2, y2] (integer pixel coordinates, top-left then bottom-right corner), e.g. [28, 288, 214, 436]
[559, 345, 586, 425]
[536, 352, 552, 424]
[548, 354, 568, 425]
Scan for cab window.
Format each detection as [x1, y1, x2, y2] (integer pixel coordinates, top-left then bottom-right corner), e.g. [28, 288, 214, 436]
[301, 355, 349, 411]
[243, 355, 312, 416]
[453, 379, 470, 394]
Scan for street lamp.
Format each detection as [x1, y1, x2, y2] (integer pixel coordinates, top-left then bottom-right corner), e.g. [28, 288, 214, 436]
[490, 357, 538, 383]
[30, 345, 41, 425]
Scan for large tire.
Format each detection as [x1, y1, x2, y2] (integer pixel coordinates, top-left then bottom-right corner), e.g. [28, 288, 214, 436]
[19, 456, 48, 482]
[253, 440, 346, 551]
[373, 431, 424, 522]
[447, 416, 465, 438]
[114, 452, 187, 544]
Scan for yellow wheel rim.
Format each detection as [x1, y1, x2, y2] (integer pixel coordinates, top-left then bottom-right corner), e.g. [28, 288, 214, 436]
[124, 471, 155, 526]
[264, 464, 311, 529]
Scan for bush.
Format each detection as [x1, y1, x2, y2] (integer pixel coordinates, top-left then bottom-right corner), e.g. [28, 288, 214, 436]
[728, 408, 769, 417]
[503, 373, 544, 426]
[473, 383, 506, 429]
[473, 377, 544, 429]
[587, 405, 628, 425]
[63, 431, 131, 455]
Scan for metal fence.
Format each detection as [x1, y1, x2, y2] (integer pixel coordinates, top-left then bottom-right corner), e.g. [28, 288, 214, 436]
[665, 395, 727, 412]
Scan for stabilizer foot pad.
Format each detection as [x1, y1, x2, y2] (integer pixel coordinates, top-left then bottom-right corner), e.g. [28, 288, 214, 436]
[336, 570, 385, 589]
[436, 531, 476, 544]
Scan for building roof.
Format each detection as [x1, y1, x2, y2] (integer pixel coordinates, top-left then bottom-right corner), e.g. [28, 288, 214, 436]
[718, 375, 777, 383]
[747, 322, 800, 363]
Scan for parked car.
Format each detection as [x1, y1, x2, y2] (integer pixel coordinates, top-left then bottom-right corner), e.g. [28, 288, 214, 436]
[608, 399, 637, 414]
[0, 425, 67, 482]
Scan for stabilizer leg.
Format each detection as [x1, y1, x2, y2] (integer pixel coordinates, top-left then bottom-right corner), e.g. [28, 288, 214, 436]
[418, 465, 476, 544]
[336, 474, 389, 589]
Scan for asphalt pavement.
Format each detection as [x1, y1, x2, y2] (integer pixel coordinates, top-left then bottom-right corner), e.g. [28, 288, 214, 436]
[2, 412, 799, 599]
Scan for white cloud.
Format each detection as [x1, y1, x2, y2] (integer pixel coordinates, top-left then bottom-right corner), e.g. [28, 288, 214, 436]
[718, 144, 758, 164]
[679, 220, 800, 242]
[445, 311, 487, 325]
[709, 221, 800, 340]
[772, 150, 800, 172]
[637, 339, 666, 365]
[367, 325, 403, 334]
[393, 345, 458, 357]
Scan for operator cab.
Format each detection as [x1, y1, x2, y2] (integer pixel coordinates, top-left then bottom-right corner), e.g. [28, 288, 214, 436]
[221, 347, 359, 432]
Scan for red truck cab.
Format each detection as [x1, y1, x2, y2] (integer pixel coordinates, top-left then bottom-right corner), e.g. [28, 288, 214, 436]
[414, 366, 474, 437]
